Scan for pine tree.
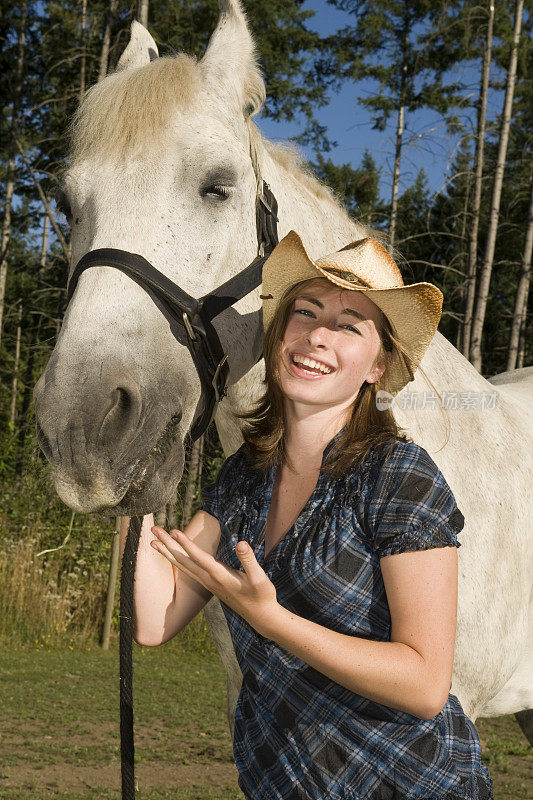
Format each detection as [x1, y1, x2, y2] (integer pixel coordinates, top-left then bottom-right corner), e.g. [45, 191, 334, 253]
[324, 0, 464, 248]
[0, 0, 29, 346]
[310, 150, 385, 226]
[469, 0, 525, 371]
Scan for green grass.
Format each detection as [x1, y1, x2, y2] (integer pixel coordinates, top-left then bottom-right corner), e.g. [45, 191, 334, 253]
[476, 715, 532, 799]
[0, 641, 530, 799]
[0, 640, 231, 763]
[0, 792, 240, 800]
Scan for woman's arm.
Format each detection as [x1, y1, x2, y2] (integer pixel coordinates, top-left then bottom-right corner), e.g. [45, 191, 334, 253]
[151, 530, 458, 720]
[259, 545, 458, 720]
[120, 511, 221, 647]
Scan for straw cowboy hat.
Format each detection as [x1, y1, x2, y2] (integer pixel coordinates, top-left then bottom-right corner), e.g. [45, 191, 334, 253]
[260, 230, 443, 397]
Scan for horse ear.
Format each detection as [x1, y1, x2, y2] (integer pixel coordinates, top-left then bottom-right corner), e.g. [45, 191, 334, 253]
[200, 0, 265, 119]
[116, 21, 159, 73]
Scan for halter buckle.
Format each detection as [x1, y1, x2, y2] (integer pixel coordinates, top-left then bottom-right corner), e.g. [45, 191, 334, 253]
[258, 189, 279, 222]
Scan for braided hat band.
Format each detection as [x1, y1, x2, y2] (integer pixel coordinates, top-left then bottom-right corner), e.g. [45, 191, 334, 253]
[261, 230, 443, 396]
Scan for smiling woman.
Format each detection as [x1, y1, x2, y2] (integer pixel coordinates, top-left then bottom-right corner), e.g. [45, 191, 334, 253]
[239, 277, 404, 475]
[142, 229, 494, 800]
[240, 233, 419, 476]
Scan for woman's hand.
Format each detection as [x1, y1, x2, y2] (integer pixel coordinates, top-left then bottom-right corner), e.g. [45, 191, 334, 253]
[150, 527, 279, 637]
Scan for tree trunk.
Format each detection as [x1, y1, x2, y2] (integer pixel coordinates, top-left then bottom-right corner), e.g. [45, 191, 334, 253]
[389, 15, 409, 253]
[79, 0, 88, 100]
[10, 302, 22, 426]
[507, 176, 533, 371]
[137, 0, 149, 27]
[462, 0, 494, 359]
[389, 103, 405, 252]
[15, 139, 71, 262]
[0, 0, 28, 346]
[469, 0, 524, 372]
[517, 315, 527, 368]
[0, 152, 16, 346]
[182, 435, 204, 526]
[101, 518, 121, 649]
[39, 209, 50, 278]
[455, 168, 472, 351]
[98, 0, 118, 81]
[197, 434, 204, 481]
[15, 328, 36, 475]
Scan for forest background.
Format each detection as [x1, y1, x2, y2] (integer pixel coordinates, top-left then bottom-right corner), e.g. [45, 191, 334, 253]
[0, 0, 531, 647]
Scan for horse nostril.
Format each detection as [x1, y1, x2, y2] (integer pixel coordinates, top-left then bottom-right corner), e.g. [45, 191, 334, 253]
[112, 387, 132, 416]
[98, 384, 142, 449]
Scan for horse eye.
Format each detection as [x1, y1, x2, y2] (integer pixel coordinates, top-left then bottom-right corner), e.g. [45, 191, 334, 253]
[55, 189, 72, 221]
[200, 184, 232, 201]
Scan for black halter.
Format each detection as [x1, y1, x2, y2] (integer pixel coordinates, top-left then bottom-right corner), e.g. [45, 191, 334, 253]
[66, 181, 279, 441]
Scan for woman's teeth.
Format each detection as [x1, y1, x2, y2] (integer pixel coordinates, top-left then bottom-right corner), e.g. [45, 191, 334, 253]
[292, 355, 332, 374]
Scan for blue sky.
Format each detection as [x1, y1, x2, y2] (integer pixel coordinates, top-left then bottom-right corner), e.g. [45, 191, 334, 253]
[255, 1, 505, 204]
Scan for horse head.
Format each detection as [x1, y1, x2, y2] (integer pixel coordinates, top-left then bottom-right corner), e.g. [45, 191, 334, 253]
[34, 0, 267, 515]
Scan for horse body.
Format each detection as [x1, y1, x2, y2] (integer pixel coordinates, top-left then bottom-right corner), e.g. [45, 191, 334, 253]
[34, 0, 532, 738]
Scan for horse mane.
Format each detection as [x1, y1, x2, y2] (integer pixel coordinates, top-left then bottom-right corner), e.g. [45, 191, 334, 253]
[262, 138, 341, 206]
[70, 55, 201, 160]
[259, 135, 382, 244]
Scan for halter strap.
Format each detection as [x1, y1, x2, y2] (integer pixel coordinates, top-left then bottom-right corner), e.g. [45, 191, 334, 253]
[66, 179, 278, 442]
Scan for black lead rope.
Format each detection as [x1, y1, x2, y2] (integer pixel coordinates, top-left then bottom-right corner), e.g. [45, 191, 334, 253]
[119, 515, 142, 800]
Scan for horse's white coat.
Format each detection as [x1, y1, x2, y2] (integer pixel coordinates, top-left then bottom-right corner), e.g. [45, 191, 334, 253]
[34, 0, 532, 732]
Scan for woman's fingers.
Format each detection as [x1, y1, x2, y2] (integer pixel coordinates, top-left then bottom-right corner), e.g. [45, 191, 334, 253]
[151, 529, 212, 585]
[150, 537, 177, 564]
[169, 530, 217, 568]
[169, 530, 240, 583]
[152, 527, 244, 593]
[152, 527, 188, 557]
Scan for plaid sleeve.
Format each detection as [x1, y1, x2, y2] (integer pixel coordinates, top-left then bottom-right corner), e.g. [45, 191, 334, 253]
[367, 441, 465, 558]
[200, 446, 245, 522]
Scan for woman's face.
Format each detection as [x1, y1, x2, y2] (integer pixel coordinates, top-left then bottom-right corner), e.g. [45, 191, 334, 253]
[278, 283, 386, 414]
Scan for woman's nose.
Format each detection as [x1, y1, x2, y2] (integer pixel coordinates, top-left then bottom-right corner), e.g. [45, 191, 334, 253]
[306, 325, 331, 346]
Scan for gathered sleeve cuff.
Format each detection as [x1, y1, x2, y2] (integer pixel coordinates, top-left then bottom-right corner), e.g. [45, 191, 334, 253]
[366, 441, 465, 559]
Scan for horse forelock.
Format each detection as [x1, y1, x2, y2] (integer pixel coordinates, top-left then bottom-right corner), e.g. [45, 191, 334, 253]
[70, 55, 202, 161]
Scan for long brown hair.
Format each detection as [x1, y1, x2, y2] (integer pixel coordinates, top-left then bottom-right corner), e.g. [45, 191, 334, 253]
[237, 277, 413, 476]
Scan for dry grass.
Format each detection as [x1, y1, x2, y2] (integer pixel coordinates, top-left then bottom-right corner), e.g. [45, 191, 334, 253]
[0, 530, 106, 645]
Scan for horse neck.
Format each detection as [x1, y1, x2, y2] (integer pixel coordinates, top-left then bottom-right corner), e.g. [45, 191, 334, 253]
[423, 333, 496, 392]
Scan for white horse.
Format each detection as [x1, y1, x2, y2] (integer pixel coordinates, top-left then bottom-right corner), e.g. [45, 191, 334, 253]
[34, 0, 532, 745]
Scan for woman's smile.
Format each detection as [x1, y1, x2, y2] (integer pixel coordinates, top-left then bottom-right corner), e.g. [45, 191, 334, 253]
[289, 351, 336, 378]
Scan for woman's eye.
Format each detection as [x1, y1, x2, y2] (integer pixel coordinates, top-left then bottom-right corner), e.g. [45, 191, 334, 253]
[293, 308, 314, 317]
[342, 324, 360, 334]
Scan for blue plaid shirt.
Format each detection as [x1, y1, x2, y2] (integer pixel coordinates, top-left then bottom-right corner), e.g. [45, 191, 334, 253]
[201, 432, 494, 800]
